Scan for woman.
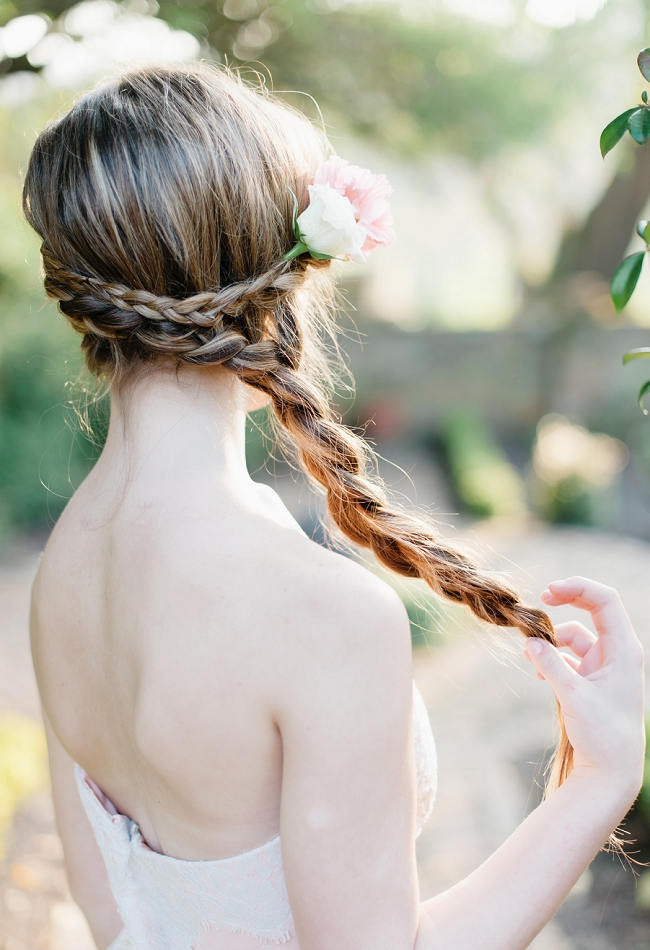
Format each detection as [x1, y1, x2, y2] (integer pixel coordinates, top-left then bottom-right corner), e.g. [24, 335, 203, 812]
[23, 62, 646, 949]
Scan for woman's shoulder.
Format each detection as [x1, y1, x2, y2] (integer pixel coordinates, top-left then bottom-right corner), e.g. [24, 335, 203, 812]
[239, 493, 409, 640]
[179, 491, 413, 692]
[166, 482, 406, 631]
[253, 529, 413, 706]
[260, 533, 415, 753]
[296, 542, 408, 636]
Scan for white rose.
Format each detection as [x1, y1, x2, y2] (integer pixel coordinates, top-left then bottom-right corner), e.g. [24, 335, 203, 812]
[296, 184, 366, 263]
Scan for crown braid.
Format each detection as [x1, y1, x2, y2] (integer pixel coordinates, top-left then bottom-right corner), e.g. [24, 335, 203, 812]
[40, 245, 330, 370]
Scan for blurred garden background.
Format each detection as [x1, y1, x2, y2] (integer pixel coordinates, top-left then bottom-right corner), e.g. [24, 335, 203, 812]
[1, 0, 650, 947]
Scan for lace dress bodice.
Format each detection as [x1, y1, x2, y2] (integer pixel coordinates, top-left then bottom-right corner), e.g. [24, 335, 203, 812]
[74, 681, 437, 949]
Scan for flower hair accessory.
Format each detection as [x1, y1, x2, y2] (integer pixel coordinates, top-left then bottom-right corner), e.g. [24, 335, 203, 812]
[283, 156, 395, 264]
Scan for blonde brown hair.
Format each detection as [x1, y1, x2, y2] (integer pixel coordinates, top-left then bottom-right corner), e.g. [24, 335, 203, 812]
[22, 61, 631, 860]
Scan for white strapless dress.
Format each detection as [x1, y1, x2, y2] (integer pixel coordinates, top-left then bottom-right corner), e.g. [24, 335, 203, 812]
[74, 681, 438, 949]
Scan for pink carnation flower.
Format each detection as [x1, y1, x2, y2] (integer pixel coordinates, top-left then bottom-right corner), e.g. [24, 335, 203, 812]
[313, 156, 395, 257]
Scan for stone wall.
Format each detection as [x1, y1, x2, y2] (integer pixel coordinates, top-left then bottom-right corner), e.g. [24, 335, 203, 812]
[343, 322, 650, 437]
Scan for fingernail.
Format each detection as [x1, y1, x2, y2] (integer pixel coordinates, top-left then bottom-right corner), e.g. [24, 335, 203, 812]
[541, 589, 551, 600]
[528, 639, 544, 655]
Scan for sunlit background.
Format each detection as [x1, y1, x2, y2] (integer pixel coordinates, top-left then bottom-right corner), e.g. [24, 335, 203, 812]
[1, 1, 650, 947]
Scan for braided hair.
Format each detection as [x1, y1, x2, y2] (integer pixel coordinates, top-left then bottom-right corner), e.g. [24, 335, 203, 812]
[22, 61, 630, 860]
[40, 244, 323, 371]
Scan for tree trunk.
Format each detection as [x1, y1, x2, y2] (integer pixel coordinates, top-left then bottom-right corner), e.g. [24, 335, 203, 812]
[551, 142, 650, 284]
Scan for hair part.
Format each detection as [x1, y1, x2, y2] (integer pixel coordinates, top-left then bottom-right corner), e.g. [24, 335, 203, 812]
[22, 60, 636, 865]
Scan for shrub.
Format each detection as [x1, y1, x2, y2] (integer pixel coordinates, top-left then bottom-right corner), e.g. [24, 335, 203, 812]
[437, 407, 527, 519]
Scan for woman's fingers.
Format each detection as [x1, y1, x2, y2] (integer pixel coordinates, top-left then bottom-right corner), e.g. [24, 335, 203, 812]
[541, 575, 637, 662]
[561, 653, 582, 671]
[526, 644, 582, 680]
[523, 637, 582, 696]
[552, 620, 597, 658]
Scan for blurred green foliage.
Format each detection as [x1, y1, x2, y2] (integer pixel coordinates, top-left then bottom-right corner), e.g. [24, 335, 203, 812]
[245, 404, 278, 477]
[526, 413, 627, 526]
[402, 588, 446, 650]
[437, 407, 528, 519]
[0, 332, 100, 540]
[530, 473, 605, 525]
[2, 0, 620, 159]
[0, 90, 105, 545]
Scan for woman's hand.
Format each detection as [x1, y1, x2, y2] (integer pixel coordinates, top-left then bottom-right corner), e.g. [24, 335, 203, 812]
[524, 576, 646, 797]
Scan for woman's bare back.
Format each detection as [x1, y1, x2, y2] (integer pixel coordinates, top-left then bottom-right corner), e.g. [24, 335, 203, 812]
[30, 467, 362, 863]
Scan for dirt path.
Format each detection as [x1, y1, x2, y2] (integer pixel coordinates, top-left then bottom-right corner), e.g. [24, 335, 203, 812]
[1, 520, 649, 949]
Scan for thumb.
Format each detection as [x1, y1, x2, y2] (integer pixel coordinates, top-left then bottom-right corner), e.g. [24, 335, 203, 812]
[524, 638, 580, 696]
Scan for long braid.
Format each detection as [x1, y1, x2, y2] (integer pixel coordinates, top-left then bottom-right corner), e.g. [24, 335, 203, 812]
[225, 307, 638, 861]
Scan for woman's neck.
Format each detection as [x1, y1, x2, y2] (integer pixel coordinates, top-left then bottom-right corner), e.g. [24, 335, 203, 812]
[96, 363, 257, 500]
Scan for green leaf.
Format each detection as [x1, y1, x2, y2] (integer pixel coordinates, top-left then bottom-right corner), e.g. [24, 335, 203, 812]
[627, 108, 650, 144]
[623, 347, 650, 364]
[643, 91, 648, 104]
[637, 219, 650, 242]
[611, 251, 645, 312]
[637, 379, 650, 414]
[600, 108, 638, 157]
[638, 49, 650, 82]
